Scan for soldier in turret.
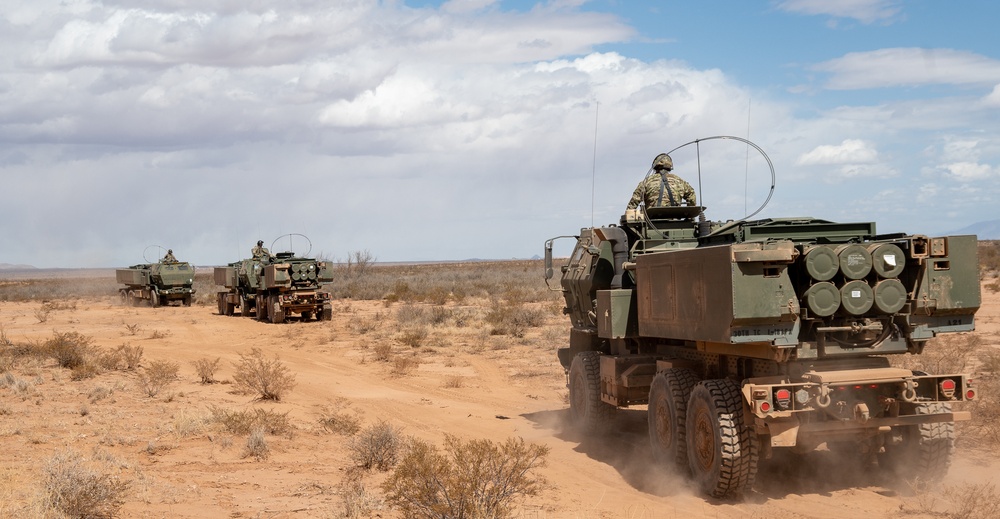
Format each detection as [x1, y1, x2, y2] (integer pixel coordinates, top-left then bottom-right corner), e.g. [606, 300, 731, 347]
[627, 153, 697, 209]
[251, 240, 271, 261]
[162, 249, 177, 263]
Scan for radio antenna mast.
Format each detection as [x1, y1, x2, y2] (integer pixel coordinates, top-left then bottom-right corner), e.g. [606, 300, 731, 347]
[591, 101, 599, 227]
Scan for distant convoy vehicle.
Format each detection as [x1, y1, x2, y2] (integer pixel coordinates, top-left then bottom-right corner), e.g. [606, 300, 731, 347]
[116, 254, 195, 307]
[545, 137, 981, 498]
[214, 235, 334, 323]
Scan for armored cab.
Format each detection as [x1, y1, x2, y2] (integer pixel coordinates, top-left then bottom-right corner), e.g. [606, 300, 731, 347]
[215, 250, 334, 323]
[117, 261, 195, 307]
[546, 188, 980, 498]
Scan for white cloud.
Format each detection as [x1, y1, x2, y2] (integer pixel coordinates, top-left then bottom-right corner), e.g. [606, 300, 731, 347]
[774, 0, 902, 24]
[985, 84, 1000, 107]
[814, 48, 1000, 89]
[797, 139, 879, 166]
[941, 162, 996, 182]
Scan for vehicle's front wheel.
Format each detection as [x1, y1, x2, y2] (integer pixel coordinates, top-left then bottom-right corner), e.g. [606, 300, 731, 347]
[568, 351, 615, 434]
[686, 379, 758, 498]
[269, 294, 285, 324]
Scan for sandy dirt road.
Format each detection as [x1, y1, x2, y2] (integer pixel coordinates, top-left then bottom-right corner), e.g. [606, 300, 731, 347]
[1, 281, 998, 518]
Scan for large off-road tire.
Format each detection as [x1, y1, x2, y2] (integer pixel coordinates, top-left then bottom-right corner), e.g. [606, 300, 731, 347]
[301, 311, 313, 322]
[686, 379, 759, 498]
[240, 295, 252, 317]
[217, 293, 226, 315]
[321, 304, 333, 321]
[269, 294, 285, 324]
[649, 368, 699, 470]
[183, 294, 192, 307]
[256, 294, 268, 321]
[120, 290, 129, 306]
[568, 351, 615, 433]
[150, 291, 160, 308]
[878, 402, 955, 483]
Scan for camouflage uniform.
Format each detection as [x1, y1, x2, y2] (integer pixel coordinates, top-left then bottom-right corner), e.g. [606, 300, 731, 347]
[251, 243, 270, 260]
[162, 250, 177, 263]
[626, 153, 696, 209]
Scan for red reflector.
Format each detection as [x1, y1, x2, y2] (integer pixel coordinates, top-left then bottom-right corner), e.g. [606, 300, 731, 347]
[775, 389, 791, 401]
[869, 384, 878, 389]
[760, 402, 771, 412]
[941, 379, 956, 391]
[966, 389, 976, 400]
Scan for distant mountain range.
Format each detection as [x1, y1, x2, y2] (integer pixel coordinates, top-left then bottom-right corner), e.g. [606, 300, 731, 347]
[0, 263, 37, 270]
[949, 219, 1000, 240]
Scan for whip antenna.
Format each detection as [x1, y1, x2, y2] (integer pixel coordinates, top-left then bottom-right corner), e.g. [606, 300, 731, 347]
[591, 101, 599, 227]
[745, 98, 751, 216]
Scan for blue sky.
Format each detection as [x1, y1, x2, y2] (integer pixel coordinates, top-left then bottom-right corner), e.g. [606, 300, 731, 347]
[1, 0, 998, 267]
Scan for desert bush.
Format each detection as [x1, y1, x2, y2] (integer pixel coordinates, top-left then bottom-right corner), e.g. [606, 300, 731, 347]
[122, 323, 141, 336]
[942, 482, 1000, 519]
[243, 427, 270, 460]
[318, 405, 362, 435]
[340, 479, 384, 518]
[45, 331, 94, 369]
[891, 333, 981, 375]
[232, 347, 296, 401]
[148, 329, 168, 339]
[192, 357, 221, 384]
[119, 343, 143, 370]
[34, 304, 52, 323]
[95, 347, 124, 371]
[399, 327, 428, 348]
[372, 342, 393, 362]
[209, 406, 292, 436]
[42, 449, 130, 519]
[391, 356, 419, 376]
[137, 360, 179, 397]
[350, 314, 383, 335]
[980, 349, 1000, 373]
[348, 421, 403, 471]
[70, 362, 100, 381]
[484, 300, 547, 338]
[383, 435, 549, 519]
[980, 241, 1000, 277]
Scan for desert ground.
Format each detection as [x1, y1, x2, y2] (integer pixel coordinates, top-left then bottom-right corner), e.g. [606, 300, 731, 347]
[1, 260, 999, 518]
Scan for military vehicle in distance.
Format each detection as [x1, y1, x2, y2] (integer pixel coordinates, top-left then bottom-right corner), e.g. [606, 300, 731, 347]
[117, 258, 195, 307]
[544, 137, 980, 498]
[214, 236, 334, 323]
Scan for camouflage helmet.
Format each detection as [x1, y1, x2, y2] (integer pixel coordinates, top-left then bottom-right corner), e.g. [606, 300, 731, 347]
[167, 249, 172, 253]
[652, 153, 673, 171]
[257, 240, 264, 247]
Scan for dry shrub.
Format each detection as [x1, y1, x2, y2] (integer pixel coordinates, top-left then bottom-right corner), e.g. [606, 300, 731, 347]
[34, 305, 51, 323]
[137, 360, 179, 397]
[45, 331, 93, 369]
[243, 427, 269, 461]
[232, 347, 296, 401]
[350, 314, 383, 335]
[963, 375, 1000, 447]
[209, 406, 292, 436]
[70, 363, 100, 381]
[348, 421, 403, 471]
[42, 449, 130, 519]
[395, 304, 426, 324]
[192, 357, 221, 384]
[484, 300, 546, 338]
[980, 348, 1000, 373]
[340, 479, 384, 518]
[119, 343, 143, 370]
[391, 356, 419, 377]
[318, 405, 362, 435]
[942, 482, 1000, 519]
[980, 241, 1000, 277]
[443, 376, 465, 388]
[399, 327, 428, 348]
[383, 435, 548, 519]
[372, 342, 393, 362]
[891, 333, 981, 374]
[122, 323, 141, 336]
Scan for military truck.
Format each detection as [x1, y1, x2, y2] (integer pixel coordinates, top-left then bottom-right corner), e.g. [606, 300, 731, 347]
[117, 261, 195, 307]
[214, 238, 334, 323]
[544, 139, 980, 498]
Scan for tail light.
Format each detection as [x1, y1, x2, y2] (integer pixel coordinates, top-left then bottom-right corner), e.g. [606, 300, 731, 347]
[940, 379, 956, 399]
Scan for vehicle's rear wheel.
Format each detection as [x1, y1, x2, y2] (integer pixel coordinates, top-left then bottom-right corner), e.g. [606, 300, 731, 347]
[183, 294, 192, 307]
[686, 379, 758, 498]
[240, 295, 252, 317]
[150, 291, 160, 308]
[321, 304, 333, 321]
[269, 294, 285, 324]
[878, 402, 955, 483]
[120, 290, 129, 306]
[649, 368, 699, 470]
[256, 294, 268, 321]
[217, 293, 226, 315]
[568, 351, 615, 433]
